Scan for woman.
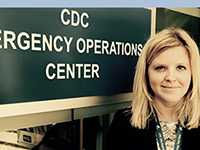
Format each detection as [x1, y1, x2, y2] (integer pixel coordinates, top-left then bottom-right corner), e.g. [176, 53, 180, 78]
[106, 27, 200, 150]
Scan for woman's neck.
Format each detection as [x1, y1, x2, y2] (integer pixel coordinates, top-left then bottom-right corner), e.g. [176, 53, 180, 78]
[154, 99, 178, 123]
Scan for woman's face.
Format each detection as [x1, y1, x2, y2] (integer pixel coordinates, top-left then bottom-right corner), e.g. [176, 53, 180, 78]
[148, 46, 191, 106]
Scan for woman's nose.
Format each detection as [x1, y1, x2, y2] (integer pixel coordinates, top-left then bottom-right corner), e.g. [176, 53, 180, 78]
[164, 69, 176, 81]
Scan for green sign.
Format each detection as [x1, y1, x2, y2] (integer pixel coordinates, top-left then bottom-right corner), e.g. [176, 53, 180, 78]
[0, 8, 150, 104]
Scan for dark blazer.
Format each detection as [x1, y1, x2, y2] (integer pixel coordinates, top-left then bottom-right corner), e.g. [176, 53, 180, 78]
[106, 107, 200, 150]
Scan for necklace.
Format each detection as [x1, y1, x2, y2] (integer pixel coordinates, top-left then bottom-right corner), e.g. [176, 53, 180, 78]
[153, 110, 182, 150]
[159, 121, 178, 150]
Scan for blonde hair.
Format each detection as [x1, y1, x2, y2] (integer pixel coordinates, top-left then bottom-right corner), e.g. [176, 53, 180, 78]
[131, 27, 200, 129]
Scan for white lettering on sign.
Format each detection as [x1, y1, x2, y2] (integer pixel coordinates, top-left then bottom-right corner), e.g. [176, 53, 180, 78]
[0, 29, 143, 57]
[0, 30, 73, 53]
[76, 38, 143, 56]
[61, 9, 89, 28]
[45, 63, 100, 80]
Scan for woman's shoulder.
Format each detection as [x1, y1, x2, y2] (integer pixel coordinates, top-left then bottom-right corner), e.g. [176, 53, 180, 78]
[114, 107, 132, 119]
[105, 107, 133, 150]
[110, 107, 132, 128]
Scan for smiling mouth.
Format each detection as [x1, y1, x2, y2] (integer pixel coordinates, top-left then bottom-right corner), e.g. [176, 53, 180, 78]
[161, 85, 178, 89]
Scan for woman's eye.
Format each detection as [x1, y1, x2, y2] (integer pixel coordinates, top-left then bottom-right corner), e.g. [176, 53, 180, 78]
[177, 65, 186, 71]
[154, 66, 165, 72]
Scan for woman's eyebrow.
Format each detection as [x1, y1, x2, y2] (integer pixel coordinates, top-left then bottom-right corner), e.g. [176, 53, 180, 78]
[151, 63, 166, 67]
[177, 62, 189, 65]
